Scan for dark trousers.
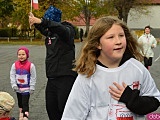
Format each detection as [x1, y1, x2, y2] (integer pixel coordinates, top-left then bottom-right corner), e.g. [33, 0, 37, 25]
[16, 93, 30, 113]
[80, 37, 83, 42]
[45, 75, 76, 120]
[144, 57, 153, 69]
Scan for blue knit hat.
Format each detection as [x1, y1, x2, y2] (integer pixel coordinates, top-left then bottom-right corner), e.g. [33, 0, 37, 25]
[43, 6, 62, 22]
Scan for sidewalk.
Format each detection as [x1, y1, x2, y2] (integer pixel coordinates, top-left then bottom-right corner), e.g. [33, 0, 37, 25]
[0, 43, 159, 120]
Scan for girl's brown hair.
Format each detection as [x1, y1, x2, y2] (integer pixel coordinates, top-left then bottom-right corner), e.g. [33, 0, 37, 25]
[74, 16, 143, 77]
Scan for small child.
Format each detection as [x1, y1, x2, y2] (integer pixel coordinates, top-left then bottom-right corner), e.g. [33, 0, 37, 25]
[0, 91, 16, 120]
[10, 46, 36, 120]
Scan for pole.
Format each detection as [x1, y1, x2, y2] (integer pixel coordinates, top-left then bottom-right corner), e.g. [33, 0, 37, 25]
[31, 0, 32, 12]
[30, 0, 32, 29]
[30, 0, 32, 39]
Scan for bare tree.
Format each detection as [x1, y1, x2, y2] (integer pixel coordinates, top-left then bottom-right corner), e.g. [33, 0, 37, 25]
[108, 0, 151, 23]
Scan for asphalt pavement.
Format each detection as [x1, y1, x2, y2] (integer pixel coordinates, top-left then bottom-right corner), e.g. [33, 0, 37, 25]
[0, 42, 159, 120]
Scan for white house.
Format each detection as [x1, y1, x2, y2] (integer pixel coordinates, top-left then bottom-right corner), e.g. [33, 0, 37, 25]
[70, 0, 160, 38]
[127, 0, 160, 38]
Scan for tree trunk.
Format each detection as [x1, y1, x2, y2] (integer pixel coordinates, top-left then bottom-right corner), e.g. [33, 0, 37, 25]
[85, 20, 90, 37]
[84, 5, 91, 37]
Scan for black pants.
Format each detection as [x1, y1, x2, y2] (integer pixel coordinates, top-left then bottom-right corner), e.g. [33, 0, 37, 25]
[16, 93, 30, 113]
[45, 75, 76, 120]
[80, 37, 83, 42]
[144, 57, 153, 69]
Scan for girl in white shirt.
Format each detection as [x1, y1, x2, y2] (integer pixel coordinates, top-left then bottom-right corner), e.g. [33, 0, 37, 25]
[61, 16, 160, 120]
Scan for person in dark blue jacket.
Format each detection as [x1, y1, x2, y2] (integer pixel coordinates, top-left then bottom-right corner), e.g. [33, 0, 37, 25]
[29, 6, 77, 120]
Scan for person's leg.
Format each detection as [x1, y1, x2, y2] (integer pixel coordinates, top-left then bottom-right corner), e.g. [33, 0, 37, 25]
[19, 108, 23, 120]
[45, 79, 58, 120]
[148, 57, 153, 70]
[22, 94, 30, 120]
[80, 37, 83, 42]
[57, 75, 76, 119]
[144, 57, 149, 69]
[16, 93, 23, 120]
[149, 57, 152, 66]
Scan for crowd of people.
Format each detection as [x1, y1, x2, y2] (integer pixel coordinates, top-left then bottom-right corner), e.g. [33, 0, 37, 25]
[1, 5, 160, 120]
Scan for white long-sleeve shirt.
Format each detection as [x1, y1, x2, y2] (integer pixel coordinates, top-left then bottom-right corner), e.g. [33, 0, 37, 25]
[61, 58, 160, 120]
[138, 33, 157, 58]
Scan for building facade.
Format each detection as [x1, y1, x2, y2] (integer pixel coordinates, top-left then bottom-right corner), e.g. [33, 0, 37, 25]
[127, 0, 160, 38]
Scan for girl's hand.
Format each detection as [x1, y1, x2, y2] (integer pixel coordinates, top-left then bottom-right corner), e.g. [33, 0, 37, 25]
[13, 86, 19, 92]
[109, 82, 127, 101]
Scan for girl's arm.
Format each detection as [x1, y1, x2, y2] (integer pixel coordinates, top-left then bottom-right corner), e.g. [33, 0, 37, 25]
[10, 63, 17, 88]
[119, 86, 160, 115]
[109, 66, 160, 115]
[62, 75, 90, 120]
[30, 63, 36, 90]
[109, 81, 160, 115]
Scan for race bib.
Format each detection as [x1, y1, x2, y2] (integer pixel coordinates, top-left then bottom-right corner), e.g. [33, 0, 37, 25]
[16, 74, 28, 85]
[108, 104, 134, 120]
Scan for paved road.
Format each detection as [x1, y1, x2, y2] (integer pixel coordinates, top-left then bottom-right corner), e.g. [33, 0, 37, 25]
[0, 43, 159, 120]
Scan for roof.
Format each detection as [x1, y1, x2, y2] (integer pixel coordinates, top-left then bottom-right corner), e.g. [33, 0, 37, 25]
[151, 0, 160, 4]
[68, 16, 96, 26]
[69, 0, 160, 26]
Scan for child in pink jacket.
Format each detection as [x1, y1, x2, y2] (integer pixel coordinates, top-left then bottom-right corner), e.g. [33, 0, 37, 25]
[10, 46, 36, 120]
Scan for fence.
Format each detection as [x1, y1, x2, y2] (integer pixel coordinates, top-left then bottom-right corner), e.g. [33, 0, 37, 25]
[0, 37, 35, 42]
